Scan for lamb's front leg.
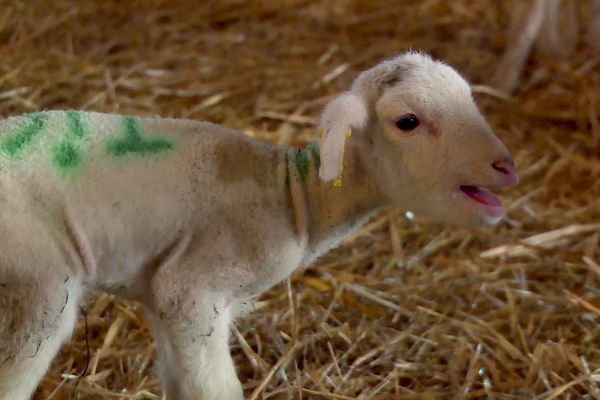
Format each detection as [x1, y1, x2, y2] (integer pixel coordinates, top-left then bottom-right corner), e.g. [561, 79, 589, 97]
[0, 270, 82, 400]
[148, 296, 243, 400]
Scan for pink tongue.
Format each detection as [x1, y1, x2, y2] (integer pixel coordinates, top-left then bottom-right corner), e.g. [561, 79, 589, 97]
[460, 185, 503, 208]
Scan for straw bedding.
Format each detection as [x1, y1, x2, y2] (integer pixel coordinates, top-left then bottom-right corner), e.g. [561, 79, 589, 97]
[1, 0, 599, 398]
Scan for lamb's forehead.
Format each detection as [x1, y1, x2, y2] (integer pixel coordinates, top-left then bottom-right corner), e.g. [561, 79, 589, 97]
[357, 53, 474, 114]
[390, 54, 471, 103]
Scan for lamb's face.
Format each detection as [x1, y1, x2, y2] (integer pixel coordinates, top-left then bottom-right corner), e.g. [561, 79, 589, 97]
[366, 59, 518, 227]
[319, 53, 518, 228]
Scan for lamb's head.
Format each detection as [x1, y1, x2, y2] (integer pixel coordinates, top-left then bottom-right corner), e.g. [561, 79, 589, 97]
[319, 53, 518, 227]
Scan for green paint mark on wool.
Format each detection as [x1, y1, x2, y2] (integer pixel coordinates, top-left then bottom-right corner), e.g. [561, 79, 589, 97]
[297, 142, 321, 182]
[284, 142, 321, 185]
[0, 113, 48, 158]
[53, 141, 81, 170]
[66, 111, 85, 140]
[107, 116, 173, 156]
[52, 111, 86, 172]
[306, 141, 320, 168]
[295, 148, 310, 182]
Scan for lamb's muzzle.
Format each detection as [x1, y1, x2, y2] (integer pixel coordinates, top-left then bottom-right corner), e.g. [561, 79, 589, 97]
[456, 156, 518, 219]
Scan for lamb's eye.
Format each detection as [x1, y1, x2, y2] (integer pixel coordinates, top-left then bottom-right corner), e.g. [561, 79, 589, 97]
[395, 114, 420, 131]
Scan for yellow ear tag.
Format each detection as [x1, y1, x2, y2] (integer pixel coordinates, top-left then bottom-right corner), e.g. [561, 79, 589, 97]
[317, 126, 324, 138]
[334, 128, 352, 188]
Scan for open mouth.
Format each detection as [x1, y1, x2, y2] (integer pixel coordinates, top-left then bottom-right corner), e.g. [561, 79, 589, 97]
[459, 185, 504, 214]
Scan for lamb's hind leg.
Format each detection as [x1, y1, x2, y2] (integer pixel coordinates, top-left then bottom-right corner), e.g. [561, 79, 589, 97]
[0, 270, 81, 400]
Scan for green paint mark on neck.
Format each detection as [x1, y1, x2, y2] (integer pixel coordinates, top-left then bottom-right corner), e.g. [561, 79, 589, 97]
[285, 141, 321, 186]
[0, 113, 48, 158]
[306, 141, 320, 168]
[107, 116, 173, 156]
[295, 148, 310, 182]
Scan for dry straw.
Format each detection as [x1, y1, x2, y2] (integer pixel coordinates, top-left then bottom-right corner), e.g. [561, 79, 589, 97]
[1, 0, 599, 399]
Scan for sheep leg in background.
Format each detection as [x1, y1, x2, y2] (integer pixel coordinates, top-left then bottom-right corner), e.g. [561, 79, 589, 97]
[0, 270, 80, 400]
[589, 0, 600, 53]
[535, 0, 578, 58]
[490, 0, 547, 94]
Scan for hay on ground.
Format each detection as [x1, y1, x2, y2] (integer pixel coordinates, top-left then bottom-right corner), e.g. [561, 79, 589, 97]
[0, 1, 599, 398]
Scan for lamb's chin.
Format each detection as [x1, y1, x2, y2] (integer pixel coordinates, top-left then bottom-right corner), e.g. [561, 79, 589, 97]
[428, 193, 505, 228]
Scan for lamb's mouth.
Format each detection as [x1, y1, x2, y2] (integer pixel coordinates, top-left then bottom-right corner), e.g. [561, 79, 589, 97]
[459, 185, 504, 215]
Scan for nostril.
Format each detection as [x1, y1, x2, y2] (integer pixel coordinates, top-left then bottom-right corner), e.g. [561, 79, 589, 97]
[492, 160, 514, 175]
[492, 157, 518, 186]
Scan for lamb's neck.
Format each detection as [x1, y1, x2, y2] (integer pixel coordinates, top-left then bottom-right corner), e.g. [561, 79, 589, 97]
[282, 141, 382, 258]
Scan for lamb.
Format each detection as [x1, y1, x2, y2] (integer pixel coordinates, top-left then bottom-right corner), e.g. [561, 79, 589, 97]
[0, 52, 518, 400]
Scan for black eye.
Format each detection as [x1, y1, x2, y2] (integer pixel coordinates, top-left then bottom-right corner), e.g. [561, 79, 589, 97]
[395, 114, 420, 131]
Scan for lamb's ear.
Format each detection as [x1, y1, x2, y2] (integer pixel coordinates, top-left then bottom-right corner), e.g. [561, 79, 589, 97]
[318, 92, 368, 184]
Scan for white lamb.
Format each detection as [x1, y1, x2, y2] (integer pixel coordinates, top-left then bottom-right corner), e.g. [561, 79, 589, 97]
[0, 52, 518, 400]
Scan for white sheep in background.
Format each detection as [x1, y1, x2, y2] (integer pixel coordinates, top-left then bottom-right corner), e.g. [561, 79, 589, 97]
[0, 52, 518, 400]
[492, 0, 600, 93]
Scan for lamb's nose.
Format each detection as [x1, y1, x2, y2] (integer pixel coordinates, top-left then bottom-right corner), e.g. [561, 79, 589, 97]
[492, 158, 519, 186]
[492, 158, 514, 174]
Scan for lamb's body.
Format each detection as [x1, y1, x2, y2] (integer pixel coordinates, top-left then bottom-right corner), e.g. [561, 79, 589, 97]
[0, 111, 370, 399]
[0, 110, 310, 293]
[0, 53, 519, 400]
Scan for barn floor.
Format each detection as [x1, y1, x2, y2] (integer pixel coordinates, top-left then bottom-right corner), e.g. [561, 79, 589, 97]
[1, 1, 599, 399]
